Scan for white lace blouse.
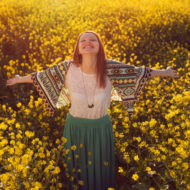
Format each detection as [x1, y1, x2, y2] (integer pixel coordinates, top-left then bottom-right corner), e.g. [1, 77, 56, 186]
[65, 63, 112, 119]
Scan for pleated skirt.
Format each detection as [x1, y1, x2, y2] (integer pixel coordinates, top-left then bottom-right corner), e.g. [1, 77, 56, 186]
[63, 112, 116, 190]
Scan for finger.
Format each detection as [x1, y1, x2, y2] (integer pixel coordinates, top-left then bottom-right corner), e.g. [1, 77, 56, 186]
[6, 80, 13, 84]
[6, 82, 11, 86]
[6, 80, 13, 85]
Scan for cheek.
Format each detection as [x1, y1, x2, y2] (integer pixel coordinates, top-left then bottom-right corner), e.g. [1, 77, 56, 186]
[97, 44, 100, 50]
[78, 45, 83, 51]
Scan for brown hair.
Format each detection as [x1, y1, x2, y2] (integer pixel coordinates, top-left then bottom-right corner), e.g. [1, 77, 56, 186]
[72, 30, 107, 89]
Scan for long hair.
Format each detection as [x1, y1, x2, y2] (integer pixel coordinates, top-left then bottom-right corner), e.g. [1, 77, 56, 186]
[72, 31, 107, 89]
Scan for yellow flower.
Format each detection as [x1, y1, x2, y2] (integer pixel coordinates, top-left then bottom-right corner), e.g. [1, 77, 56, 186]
[0, 173, 9, 183]
[149, 187, 155, 190]
[71, 145, 77, 151]
[157, 157, 161, 162]
[134, 155, 139, 161]
[56, 139, 60, 144]
[58, 183, 62, 188]
[120, 147, 125, 152]
[118, 166, 124, 173]
[161, 155, 166, 160]
[17, 102, 22, 108]
[0, 139, 8, 147]
[9, 148, 14, 154]
[0, 122, 8, 130]
[2, 105, 6, 111]
[78, 169, 81, 173]
[33, 168, 38, 174]
[15, 123, 21, 129]
[25, 131, 35, 138]
[136, 137, 141, 142]
[182, 162, 189, 170]
[132, 173, 139, 181]
[170, 170, 176, 178]
[23, 181, 30, 189]
[172, 161, 177, 166]
[52, 166, 60, 175]
[78, 180, 84, 186]
[61, 137, 67, 143]
[146, 167, 152, 173]
[149, 118, 157, 127]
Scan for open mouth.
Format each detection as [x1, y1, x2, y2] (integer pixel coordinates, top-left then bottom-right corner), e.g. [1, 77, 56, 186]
[84, 45, 93, 49]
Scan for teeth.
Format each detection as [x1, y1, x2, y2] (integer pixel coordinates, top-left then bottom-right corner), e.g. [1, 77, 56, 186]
[85, 45, 93, 48]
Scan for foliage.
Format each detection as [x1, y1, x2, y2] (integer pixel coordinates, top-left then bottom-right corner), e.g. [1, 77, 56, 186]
[0, 0, 189, 189]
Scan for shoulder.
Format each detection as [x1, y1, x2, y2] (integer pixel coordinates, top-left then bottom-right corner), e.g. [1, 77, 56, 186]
[57, 59, 74, 73]
[106, 58, 123, 65]
[106, 58, 135, 69]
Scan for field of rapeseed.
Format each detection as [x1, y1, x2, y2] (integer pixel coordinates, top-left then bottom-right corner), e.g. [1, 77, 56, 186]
[0, 0, 190, 189]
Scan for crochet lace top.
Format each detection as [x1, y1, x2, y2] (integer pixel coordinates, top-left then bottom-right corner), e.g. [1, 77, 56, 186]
[65, 63, 112, 119]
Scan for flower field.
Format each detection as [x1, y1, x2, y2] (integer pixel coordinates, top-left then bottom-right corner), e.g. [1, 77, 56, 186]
[0, 0, 190, 189]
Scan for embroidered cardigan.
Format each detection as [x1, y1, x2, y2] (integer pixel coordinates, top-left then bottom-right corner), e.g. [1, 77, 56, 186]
[31, 59, 152, 116]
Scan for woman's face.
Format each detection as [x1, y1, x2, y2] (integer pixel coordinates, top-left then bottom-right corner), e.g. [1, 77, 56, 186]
[78, 33, 100, 55]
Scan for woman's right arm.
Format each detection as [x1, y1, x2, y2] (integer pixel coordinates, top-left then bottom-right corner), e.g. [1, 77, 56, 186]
[6, 74, 33, 86]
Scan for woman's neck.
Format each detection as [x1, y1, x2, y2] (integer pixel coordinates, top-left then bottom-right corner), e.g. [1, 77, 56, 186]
[80, 55, 97, 74]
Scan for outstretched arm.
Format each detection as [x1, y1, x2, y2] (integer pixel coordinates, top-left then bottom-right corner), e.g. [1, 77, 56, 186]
[150, 66, 179, 78]
[6, 74, 33, 86]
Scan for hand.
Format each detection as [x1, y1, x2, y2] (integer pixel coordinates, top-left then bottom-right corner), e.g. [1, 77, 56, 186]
[6, 75, 21, 86]
[166, 66, 179, 78]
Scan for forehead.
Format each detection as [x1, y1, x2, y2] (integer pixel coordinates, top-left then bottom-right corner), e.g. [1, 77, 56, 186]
[79, 33, 98, 40]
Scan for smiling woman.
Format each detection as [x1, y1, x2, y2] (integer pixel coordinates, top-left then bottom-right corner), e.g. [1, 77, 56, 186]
[6, 30, 179, 190]
[63, 31, 117, 189]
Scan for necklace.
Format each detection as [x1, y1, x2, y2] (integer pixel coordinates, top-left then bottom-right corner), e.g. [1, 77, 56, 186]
[80, 67, 96, 108]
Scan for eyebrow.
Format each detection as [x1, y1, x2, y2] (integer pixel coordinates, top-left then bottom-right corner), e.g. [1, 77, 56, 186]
[80, 37, 97, 40]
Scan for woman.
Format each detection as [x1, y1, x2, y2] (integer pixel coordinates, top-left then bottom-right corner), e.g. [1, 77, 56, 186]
[6, 31, 179, 190]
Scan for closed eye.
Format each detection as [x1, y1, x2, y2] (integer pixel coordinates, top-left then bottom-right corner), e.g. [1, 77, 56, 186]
[80, 39, 97, 42]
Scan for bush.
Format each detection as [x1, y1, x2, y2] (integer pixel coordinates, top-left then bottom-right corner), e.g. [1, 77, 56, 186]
[0, 0, 189, 189]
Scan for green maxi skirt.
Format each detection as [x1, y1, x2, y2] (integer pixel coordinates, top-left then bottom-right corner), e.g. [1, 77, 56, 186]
[63, 112, 116, 190]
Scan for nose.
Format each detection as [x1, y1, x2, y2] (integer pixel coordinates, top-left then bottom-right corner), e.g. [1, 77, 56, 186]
[83, 41, 93, 47]
[85, 40, 92, 44]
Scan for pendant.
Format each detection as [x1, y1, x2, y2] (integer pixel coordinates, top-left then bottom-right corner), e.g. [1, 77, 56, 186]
[88, 104, 94, 108]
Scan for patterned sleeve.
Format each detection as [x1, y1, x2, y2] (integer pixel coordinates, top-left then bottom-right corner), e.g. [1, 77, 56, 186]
[31, 60, 71, 116]
[133, 66, 152, 98]
[106, 59, 152, 116]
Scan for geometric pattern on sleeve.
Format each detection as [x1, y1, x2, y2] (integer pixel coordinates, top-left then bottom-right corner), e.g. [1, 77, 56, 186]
[106, 59, 152, 116]
[31, 58, 152, 117]
[31, 60, 71, 116]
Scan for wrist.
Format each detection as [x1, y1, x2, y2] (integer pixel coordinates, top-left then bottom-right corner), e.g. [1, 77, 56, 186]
[15, 75, 23, 83]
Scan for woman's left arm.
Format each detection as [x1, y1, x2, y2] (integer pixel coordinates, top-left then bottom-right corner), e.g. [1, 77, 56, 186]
[150, 66, 179, 79]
